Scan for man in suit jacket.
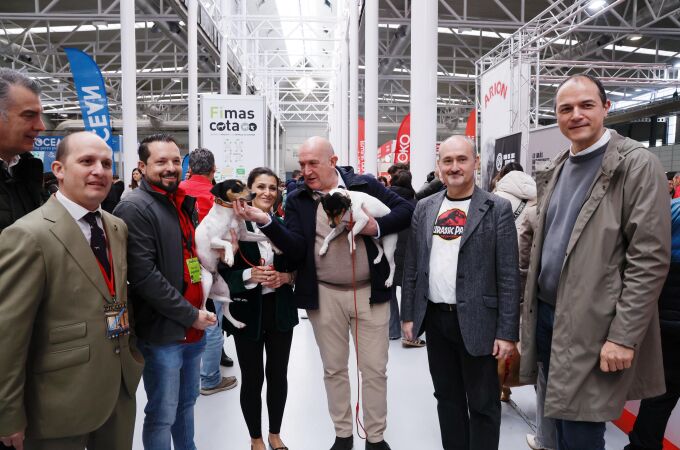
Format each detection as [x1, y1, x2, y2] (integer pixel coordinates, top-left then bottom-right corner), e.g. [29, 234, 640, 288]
[0, 132, 143, 450]
[401, 135, 520, 450]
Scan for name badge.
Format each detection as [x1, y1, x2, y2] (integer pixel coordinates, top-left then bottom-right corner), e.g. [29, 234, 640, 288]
[187, 257, 202, 284]
[105, 302, 130, 339]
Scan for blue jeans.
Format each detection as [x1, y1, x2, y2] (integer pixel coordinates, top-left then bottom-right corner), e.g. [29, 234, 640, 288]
[200, 301, 224, 389]
[138, 335, 206, 450]
[536, 301, 605, 450]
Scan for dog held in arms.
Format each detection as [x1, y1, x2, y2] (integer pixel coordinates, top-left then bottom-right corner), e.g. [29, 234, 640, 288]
[319, 188, 397, 287]
[195, 179, 274, 329]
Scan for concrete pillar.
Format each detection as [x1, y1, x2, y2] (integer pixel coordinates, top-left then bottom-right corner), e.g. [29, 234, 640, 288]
[187, 0, 199, 151]
[363, 0, 378, 175]
[410, 0, 438, 186]
[240, 0, 247, 95]
[120, 0, 138, 188]
[349, 0, 359, 169]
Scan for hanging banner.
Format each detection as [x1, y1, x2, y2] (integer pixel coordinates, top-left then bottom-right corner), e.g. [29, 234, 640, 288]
[479, 59, 530, 190]
[200, 94, 266, 182]
[464, 108, 476, 139]
[395, 113, 410, 164]
[378, 140, 396, 160]
[358, 117, 365, 174]
[64, 48, 114, 149]
[33, 135, 120, 173]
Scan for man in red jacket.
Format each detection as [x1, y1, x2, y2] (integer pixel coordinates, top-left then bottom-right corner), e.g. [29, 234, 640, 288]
[179, 148, 238, 395]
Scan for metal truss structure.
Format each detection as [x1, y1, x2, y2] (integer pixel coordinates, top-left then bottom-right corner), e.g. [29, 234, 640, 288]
[0, 0, 679, 140]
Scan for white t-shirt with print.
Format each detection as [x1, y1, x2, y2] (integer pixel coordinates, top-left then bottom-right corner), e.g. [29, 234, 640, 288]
[428, 196, 471, 304]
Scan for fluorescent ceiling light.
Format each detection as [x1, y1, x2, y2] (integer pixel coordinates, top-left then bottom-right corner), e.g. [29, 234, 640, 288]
[629, 35, 642, 41]
[587, 0, 607, 11]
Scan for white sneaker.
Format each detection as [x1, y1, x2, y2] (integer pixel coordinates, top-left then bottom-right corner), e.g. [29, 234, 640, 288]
[526, 434, 555, 450]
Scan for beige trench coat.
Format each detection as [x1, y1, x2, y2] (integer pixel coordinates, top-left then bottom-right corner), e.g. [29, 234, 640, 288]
[519, 130, 670, 422]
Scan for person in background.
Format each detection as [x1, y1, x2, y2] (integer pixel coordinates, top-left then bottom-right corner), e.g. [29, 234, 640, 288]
[0, 68, 45, 235]
[121, 168, 141, 200]
[219, 167, 298, 450]
[386, 169, 422, 347]
[377, 176, 388, 186]
[416, 166, 445, 201]
[102, 174, 125, 213]
[673, 172, 680, 199]
[387, 163, 409, 184]
[114, 134, 217, 450]
[179, 147, 238, 396]
[285, 169, 302, 195]
[492, 161, 536, 404]
[625, 197, 680, 450]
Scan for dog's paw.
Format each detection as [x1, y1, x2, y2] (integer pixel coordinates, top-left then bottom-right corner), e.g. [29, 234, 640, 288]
[222, 253, 234, 266]
[234, 321, 246, 329]
[385, 278, 394, 288]
[373, 255, 383, 264]
[319, 245, 328, 256]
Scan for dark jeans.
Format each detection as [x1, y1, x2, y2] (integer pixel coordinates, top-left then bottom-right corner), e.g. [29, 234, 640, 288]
[388, 284, 401, 339]
[233, 293, 293, 439]
[425, 302, 501, 450]
[625, 328, 680, 450]
[536, 301, 606, 450]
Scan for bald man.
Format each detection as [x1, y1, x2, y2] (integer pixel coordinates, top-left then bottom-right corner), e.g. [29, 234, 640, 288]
[401, 135, 519, 450]
[0, 132, 143, 450]
[234, 136, 414, 450]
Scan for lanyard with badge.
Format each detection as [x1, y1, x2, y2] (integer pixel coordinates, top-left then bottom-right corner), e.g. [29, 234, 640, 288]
[178, 209, 202, 284]
[96, 244, 131, 339]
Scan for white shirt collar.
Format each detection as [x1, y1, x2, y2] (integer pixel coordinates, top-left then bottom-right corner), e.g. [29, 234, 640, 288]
[570, 129, 611, 157]
[332, 169, 346, 189]
[0, 154, 21, 172]
[56, 191, 102, 221]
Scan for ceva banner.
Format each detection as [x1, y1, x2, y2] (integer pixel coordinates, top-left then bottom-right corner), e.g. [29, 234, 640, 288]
[358, 117, 365, 174]
[395, 113, 410, 164]
[200, 94, 266, 182]
[64, 48, 114, 149]
[33, 135, 120, 173]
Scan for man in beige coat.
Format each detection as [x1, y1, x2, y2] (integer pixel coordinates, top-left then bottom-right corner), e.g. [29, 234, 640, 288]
[520, 74, 670, 450]
[0, 132, 143, 450]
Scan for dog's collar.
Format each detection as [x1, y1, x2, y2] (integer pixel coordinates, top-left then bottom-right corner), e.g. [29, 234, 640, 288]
[214, 197, 234, 208]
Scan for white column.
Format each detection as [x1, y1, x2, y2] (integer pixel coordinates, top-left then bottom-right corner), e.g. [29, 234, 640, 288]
[188, 0, 199, 151]
[340, 37, 349, 165]
[275, 83, 281, 176]
[240, 0, 247, 95]
[410, 0, 438, 186]
[349, 0, 358, 169]
[220, 0, 229, 95]
[120, 0, 137, 188]
[269, 104, 275, 168]
[363, 0, 378, 175]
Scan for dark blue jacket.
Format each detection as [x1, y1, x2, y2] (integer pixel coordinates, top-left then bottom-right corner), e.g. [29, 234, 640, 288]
[261, 166, 414, 310]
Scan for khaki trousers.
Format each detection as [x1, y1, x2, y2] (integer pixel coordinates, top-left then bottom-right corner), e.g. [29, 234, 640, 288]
[24, 386, 136, 450]
[307, 282, 390, 443]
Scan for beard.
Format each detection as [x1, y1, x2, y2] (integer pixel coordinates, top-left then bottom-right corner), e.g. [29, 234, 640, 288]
[147, 172, 179, 193]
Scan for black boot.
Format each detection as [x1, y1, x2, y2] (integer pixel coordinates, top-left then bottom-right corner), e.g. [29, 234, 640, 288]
[365, 440, 391, 450]
[220, 348, 233, 367]
[330, 436, 353, 450]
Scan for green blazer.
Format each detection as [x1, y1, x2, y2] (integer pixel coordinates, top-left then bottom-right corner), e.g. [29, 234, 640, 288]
[218, 221, 298, 341]
[0, 196, 143, 439]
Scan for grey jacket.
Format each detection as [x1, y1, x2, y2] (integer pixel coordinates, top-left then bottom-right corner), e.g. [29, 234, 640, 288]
[401, 186, 520, 356]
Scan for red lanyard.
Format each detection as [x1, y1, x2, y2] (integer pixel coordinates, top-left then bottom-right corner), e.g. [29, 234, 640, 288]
[95, 241, 117, 302]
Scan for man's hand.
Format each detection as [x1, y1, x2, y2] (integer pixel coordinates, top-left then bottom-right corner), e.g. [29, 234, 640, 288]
[1, 430, 25, 450]
[600, 340, 635, 372]
[192, 310, 217, 330]
[402, 321, 414, 341]
[233, 199, 270, 225]
[492, 339, 516, 361]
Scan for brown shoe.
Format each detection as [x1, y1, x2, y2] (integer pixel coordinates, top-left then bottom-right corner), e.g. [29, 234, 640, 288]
[500, 386, 512, 402]
[401, 338, 426, 348]
[200, 376, 238, 395]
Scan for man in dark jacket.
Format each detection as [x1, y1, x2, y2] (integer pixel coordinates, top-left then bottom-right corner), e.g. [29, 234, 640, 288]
[114, 134, 216, 450]
[0, 68, 46, 235]
[234, 136, 413, 450]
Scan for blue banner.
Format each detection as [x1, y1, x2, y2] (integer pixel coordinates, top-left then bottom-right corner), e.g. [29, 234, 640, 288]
[64, 48, 114, 149]
[33, 135, 120, 173]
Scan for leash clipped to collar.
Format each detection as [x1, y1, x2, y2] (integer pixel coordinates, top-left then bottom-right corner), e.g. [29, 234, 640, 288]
[214, 197, 234, 208]
[349, 210, 368, 440]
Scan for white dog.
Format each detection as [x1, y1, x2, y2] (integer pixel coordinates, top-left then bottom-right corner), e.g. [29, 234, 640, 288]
[195, 179, 272, 329]
[318, 188, 398, 288]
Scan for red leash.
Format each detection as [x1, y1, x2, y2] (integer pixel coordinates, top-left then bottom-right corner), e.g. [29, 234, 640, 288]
[349, 211, 368, 440]
[238, 246, 266, 269]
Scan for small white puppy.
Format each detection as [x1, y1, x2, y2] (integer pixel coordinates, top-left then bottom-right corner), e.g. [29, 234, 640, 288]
[195, 179, 271, 329]
[318, 188, 398, 287]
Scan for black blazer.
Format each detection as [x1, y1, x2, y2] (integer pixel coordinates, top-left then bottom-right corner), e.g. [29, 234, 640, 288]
[218, 221, 298, 341]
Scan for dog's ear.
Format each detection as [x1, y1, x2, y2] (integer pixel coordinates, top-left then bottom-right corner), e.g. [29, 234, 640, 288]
[210, 182, 224, 198]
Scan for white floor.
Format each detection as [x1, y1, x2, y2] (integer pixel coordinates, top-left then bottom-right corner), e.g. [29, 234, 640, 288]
[132, 315, 630, 450]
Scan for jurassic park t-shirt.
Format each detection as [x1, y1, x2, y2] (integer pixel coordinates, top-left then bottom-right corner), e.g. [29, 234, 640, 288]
[428, 195, 471, 304]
